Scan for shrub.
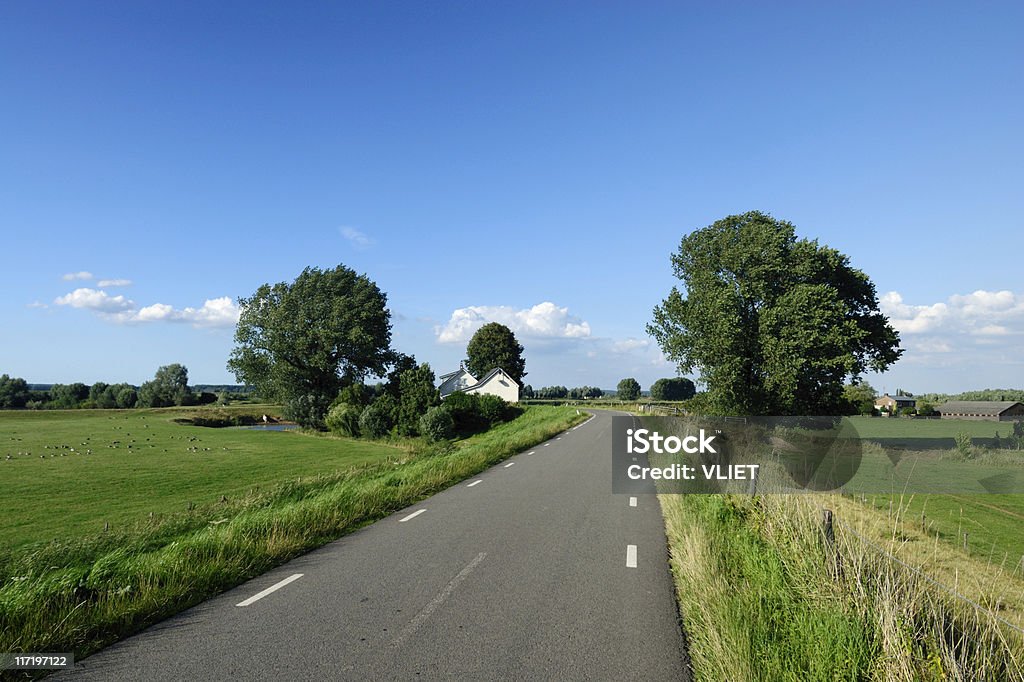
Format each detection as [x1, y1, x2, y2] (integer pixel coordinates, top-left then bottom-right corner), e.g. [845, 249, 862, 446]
[359, 397, 395, 439]
[336, 383, 372, 408]
[420, 405, 455, 442]
[325, 403, 362, 437]
[477, 394, 509, 425]
[284, 393, 333, 430]
[196, 392, 218, 405]
[443, 392, 487, 434]
[954, 431, 974, 459]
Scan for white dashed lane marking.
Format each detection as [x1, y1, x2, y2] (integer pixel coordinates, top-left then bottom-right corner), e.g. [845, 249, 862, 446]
[236, 574, 303, 607]
[399, 509, 426, 523]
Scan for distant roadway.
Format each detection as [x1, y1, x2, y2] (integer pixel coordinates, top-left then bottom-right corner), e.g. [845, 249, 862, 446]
[58, 410, 690, 680]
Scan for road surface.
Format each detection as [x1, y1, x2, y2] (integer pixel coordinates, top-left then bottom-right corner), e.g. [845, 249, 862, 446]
[59, 410, 690, 680]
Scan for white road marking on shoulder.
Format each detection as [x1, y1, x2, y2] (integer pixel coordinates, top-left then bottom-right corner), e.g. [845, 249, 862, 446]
[392, 553, 487, 647]
[504, 462, 515, 468]
[629, 497, 637, 507]
[399, 509, 426, 523]
[543, 443, 550, 447]
[626, 545, 637, 568]
[467, 480, 482, 487]
[527, 451, 536, 455]
[236, 573, 303, 607]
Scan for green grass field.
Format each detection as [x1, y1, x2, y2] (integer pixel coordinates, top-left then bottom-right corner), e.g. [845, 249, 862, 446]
[839, 416, 1024, 564]
[0, 406, 401, 548]
[847, 415, 1018, 448]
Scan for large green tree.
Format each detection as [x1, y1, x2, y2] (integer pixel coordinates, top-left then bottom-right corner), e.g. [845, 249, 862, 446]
[464, 323, 526, 385]
[647, 211, 902, 415]
[228, 265, 393, 427]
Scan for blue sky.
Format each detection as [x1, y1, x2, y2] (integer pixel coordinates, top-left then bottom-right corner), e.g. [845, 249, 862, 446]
[2, 1, 1022, 393]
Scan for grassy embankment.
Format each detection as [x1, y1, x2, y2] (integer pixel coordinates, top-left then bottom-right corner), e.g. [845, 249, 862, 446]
[654, 415, 1024, 680]
[0, 404, 584, 664]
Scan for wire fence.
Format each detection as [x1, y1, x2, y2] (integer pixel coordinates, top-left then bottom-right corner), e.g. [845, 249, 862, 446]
[825, 506, 1024, 635]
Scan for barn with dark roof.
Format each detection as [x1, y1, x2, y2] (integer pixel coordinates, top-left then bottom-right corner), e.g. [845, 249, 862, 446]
[936, 401, 1024, 421]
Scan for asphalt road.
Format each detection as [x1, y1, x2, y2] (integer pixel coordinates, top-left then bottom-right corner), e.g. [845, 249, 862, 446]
[58, 410, 690, 681]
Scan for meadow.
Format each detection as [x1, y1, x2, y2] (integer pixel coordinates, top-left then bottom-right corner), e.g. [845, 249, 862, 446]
[1, 406, 400, 548]
[0, 404, 585, 664]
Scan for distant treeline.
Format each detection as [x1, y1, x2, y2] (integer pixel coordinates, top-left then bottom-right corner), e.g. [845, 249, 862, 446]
[0, 368, 255, 410]
[521, 385, 605, 400]
[914, 389, 1024, 404]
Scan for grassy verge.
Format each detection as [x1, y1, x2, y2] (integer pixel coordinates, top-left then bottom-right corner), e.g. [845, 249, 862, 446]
[0, 405, 584, 668]
[660, 491, 1024, 680]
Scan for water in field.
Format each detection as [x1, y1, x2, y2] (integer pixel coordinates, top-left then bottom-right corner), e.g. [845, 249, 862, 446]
[237, 424, 299, 431]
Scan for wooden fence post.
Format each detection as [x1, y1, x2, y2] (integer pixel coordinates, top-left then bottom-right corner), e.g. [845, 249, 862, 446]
[823, 508, 842, 579]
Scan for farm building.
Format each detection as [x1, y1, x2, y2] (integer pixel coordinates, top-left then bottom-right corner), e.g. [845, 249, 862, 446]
[936, 401, 1024, 421]
[875, 393, 917, 413]
[438, 366, 520, 403]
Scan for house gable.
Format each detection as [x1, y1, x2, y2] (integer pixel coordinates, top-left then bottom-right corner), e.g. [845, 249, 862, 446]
[440, 367, 520, 403]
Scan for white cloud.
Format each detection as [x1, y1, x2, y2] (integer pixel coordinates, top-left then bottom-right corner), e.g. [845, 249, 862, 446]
[97, 278, 132, 288]
[878, 289, 1024, 385]
[340, 226, 373, 249]
[436, 301, 592, 343]
[881, 290, 1024, 337]
[26, 301, 48, 309]
[134, 303, 174, 322]
[61, 271, 93, 281]
[612, 338, 651, 353]
[54, 287, 239, 328]
[176, 297, 240, 327]
[55, 288, 135, 313]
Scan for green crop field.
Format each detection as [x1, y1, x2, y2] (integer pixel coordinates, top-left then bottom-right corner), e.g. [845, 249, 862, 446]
[0, 406, 402, 549]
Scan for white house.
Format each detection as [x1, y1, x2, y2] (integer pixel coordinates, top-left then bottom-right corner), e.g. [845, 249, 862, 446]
[438, 366, 520, 403]
[437, 366, 476, 398]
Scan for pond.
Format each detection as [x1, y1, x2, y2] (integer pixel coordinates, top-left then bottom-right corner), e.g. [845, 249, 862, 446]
[236, 424, 299, 431]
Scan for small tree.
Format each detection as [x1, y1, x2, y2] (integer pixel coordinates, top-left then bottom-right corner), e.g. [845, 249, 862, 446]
[138, 364, 192, 407]
[397, 363, 439, 436]
[617, 378, 641, 401]
[0, 374, 30, 409]
[650, 377, 696, 401]
[465, 323, 527, 385]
